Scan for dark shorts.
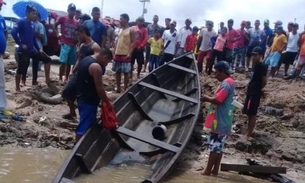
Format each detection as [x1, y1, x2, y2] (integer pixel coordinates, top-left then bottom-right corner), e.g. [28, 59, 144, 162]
[283, 51, 298, 65]
[243, 95, 261, 115]
[161, 53, 174, 65]
[76, 102, 98, 135]
[43, 46, 60, 57]
[62, 74, 77, 100]
[131, 48, 144, 65]
[145, 45, 150, 60]
[207, 132, 227, 153]
[17, 52, 51, 76]
[246, 45, 261, 57]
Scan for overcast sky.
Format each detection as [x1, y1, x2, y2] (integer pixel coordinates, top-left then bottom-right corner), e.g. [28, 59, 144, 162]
[2, 0, 305, 30]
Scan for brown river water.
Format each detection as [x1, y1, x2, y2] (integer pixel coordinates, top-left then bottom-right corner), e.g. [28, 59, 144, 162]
[0, 147, 269, 183]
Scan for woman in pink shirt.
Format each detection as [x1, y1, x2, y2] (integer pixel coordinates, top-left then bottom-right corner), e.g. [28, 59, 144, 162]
[212, 27, 227, 63]
[234, 21, 247, 69]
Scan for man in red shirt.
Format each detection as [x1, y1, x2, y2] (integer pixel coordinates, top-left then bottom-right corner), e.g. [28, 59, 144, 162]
[130, 17, 148, 80]
[54, 3, 78, 82]
[226, 19, 241, 70]
[185, 26, 199, 53]
[43, 12, 60, 57]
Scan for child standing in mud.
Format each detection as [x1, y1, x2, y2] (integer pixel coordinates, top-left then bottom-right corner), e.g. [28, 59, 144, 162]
[147, 29, 163, 72]
[243, 46, 267, 139]
[200, 61, 235, 176]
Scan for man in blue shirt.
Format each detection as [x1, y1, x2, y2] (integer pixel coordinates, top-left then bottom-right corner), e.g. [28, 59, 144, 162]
[11, 5, 52, 91]
[83, 7, 107, 74]
[262, 19, 273, 57]
[0, 0, 8, 113]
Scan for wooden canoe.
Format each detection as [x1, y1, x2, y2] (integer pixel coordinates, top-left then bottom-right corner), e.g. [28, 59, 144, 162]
[53, 53, 201, 183]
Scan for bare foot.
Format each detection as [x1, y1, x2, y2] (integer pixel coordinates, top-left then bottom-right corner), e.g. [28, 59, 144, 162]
[211, 170, 219, 176]
[200, 170, 211, 176]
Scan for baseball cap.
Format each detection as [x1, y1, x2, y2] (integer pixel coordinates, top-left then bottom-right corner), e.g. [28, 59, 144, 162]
[193, 26, 199, 31]
[264, 19, 270, 24]
[214, 61, 233, 75]
[68, 3, 76, 10]
[276, 25, 284, 31]
[0, 0, 6, 5]
[252, 46, 263, 55]
[274, 20, 283, 25]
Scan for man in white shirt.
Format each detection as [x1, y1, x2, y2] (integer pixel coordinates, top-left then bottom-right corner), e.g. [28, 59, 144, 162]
[197, 20, 217, 74]
[176, 18, 192, 57]
[281, 23, 299, 76]
[161, 21, 178, 65]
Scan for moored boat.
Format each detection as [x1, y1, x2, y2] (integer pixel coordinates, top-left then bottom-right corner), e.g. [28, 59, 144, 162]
[53, 52, 201, 183]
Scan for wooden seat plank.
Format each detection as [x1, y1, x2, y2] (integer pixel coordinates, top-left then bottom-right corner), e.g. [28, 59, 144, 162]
[139, 82, 198, 104]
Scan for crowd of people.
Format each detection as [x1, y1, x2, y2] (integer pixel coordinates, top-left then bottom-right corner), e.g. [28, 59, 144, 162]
[0, 0, 305, 177]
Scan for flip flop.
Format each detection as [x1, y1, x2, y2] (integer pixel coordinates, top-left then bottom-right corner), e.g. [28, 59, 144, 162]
[2, 109, 13, 116]
[12, 114, 23, 121]
[0, 114, 8, 120]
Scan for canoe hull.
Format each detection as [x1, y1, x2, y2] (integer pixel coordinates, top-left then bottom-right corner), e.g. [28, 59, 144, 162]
[53, 53, 201, 183]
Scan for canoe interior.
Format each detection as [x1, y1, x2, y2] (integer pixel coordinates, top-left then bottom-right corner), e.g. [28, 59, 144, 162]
[53, 53, 201, 183]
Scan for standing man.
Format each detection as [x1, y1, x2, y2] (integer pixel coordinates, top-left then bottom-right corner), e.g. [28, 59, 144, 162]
[262, 19, 273, 57]
[32, 13, 45, 85]
[218, 22, 224, 34]
[243, 46, 267, 139]
[54, 3, 78, 82]
[75, 9, 82, 21]
[144, 15, 163, 72]
[75, 48, 113, 142]
[246, 20, 266, 70]
[161, 21, 178, 65]
[112, 13, 135, 93]
[44, 12, 60, 57]
[130, 17, 148, 80]
[246, 21, 252, 30]
[177, 18, 193, 57]
[164, 18, 171, 30]
[295, 31, 305, 80]
[62, 25, 101, 120]
[11, 5, 52, 91]
[0, 0, 8, 113]
[234, 21, 247, 70]
[104, 16, 115, 50]
[201, 61, 235, 176]
[264, 26, 287, 77]
[197, 20, 217, 74]
[281, 23, 299, 76]
[226, 19, 240, 70]
[83, 7, 107, 74]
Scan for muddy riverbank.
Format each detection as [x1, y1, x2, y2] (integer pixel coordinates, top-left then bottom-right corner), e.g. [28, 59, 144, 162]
[0, 58, 305, 182]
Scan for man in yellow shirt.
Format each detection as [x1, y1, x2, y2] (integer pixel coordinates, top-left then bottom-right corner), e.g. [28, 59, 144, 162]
[264, 25, 287, 77]
[147, 29, 163, 72]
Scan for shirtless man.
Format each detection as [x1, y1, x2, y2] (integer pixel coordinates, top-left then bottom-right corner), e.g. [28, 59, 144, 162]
[62, 25, 100, 120]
